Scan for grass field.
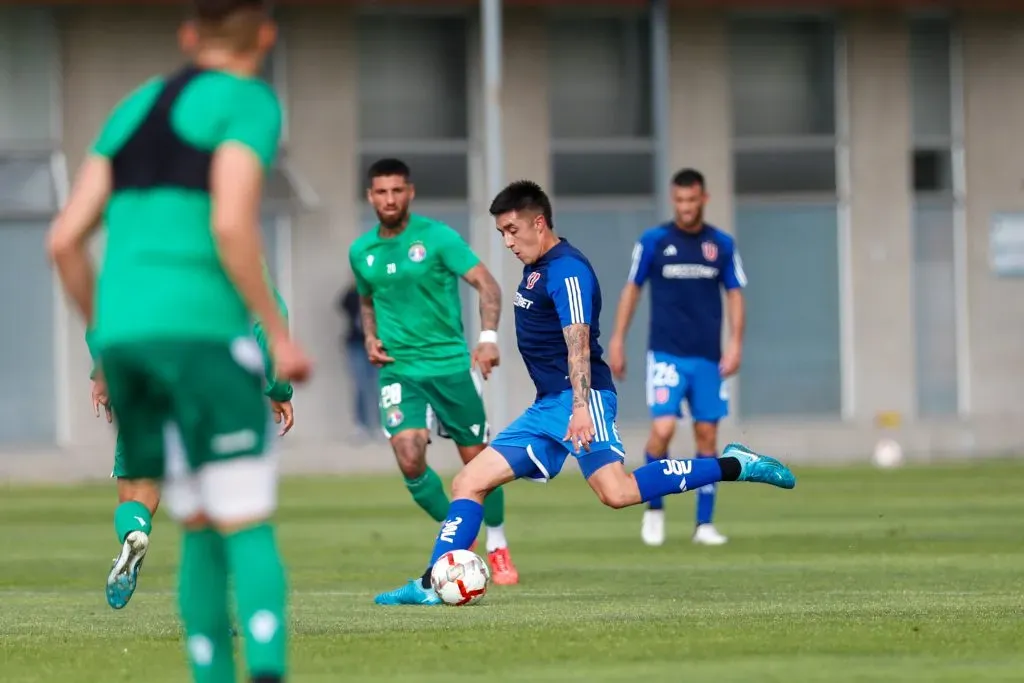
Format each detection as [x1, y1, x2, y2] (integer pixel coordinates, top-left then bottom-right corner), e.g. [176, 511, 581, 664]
[2, 459, 1023, 682]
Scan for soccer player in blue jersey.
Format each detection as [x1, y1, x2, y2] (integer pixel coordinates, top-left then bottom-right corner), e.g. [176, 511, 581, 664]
[373, 180, 790, 606]
[608, 169, 746, 547]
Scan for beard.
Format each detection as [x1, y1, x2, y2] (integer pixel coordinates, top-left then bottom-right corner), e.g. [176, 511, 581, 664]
[376, 206, 408, 230]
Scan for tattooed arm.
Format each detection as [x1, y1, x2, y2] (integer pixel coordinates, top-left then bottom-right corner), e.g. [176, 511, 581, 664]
[463, 263, 503, 378]
[563, 323, 592, 410]
[462, 263, 502, 333]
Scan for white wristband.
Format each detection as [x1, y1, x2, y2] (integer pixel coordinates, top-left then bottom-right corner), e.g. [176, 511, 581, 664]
[479, 330, 499, 345]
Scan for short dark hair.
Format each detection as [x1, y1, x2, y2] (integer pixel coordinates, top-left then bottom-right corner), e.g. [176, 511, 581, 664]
[488, 180, 554, 229]
[367, 158, 411, 184]
[191, 0, 267, 22]
[672, 168, 705, 190]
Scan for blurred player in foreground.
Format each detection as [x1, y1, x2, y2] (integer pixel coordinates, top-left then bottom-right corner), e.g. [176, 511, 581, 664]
[47, 2, 311, 682]
[89, 271, 295, 611]
[349, 158, 519, 585]
[374, 180, 792, 606]
[608, 169, 746, 547]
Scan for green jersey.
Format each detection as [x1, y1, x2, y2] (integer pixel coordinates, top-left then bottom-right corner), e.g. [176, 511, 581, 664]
[348, 214, 480, 376]
[87, 284, 293, 402]
[90, 67, 282, 349]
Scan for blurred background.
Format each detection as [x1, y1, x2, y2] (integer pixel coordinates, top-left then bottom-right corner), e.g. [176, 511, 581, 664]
[1, 0, 1022, 482]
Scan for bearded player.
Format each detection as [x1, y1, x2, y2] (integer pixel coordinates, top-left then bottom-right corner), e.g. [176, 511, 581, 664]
[348, 158, 519, 585]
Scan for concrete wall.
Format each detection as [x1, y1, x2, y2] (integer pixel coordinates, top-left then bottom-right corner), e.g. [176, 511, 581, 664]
[3, 5, 1024, 482]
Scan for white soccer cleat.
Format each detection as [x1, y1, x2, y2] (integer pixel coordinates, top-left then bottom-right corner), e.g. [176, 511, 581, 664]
[106, 530, 149, 610]
[692, 523, 728, 546]
[641, 509, 665, 547]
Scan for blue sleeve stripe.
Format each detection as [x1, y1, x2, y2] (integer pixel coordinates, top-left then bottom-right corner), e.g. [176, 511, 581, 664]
[565, 276, 586, 324]
[627, 242, 643, 283]
[733, 251, 748, 287]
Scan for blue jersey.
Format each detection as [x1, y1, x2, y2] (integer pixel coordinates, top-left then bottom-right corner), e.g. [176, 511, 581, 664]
[513, 239, 615, 399]
[629, 223, 746, 362]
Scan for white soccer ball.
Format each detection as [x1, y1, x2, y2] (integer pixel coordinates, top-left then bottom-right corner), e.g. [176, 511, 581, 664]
[872, 438, 905, 469]
[430, 549, 490, 606]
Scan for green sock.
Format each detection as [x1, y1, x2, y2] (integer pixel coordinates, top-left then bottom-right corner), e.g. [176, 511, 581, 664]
[483, 486, 505, 527]
[405, 467, 450, 523]
[224, 524, 288, 679]
[114, 500, 153, 543]
[178, 529, 235, 683]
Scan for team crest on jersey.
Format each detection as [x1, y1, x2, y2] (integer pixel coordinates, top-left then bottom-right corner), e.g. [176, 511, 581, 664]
[525, 272, 542, 290]
[701, 241, 718, 262]
[408, 242, 427, 263]
[386, 407, 404, 428]
[655, 387, 670, 404]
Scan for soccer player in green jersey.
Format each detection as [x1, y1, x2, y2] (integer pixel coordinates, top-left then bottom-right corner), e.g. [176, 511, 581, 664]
[47, 3, 311, 683]
[349, 158, 520, 585]
[89, 276, 296, 612]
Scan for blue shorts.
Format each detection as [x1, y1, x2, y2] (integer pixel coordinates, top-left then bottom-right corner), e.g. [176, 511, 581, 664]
[646, 351, 728, 423]
[491, 389, 625, 482]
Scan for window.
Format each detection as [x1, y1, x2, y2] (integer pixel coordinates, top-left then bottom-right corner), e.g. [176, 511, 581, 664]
[735, 203, 842, 418]
[549, 14, 654, 197]
[356, 15, 470, 201]
[730, 17, 837, 196]
[0, 7, 60, 444]
[909, 16, 959, 416]
[0, 7, 59, 145]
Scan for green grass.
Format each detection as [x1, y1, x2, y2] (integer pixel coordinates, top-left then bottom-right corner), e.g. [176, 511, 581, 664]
[2, 460, 1024, 682]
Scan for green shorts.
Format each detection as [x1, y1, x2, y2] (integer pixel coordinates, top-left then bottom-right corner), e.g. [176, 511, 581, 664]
[112, 433, 128, 478]
[378, 368, 488, 446]
[101, 338, 270, 480]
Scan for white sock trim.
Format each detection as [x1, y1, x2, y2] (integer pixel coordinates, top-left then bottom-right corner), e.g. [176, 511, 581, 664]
[485, 524, 507, 552]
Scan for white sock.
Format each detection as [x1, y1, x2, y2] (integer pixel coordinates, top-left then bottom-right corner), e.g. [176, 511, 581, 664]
[485, 524, 507, 552]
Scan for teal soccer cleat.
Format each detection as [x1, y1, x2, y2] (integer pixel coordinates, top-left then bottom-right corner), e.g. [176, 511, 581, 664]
[724, 443, 797, 490]
[374, 579, 443, 606]
[105, 530, 149, 610]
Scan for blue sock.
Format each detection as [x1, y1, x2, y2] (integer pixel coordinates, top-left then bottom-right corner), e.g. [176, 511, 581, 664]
[695, 452, 718, 525]
[633, 457, 723, 504]
[427, 499, 484, 568]
[645, 452, 666, 510]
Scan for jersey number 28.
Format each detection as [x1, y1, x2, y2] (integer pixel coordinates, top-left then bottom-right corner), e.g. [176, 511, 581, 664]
[381, 383, 402, 408]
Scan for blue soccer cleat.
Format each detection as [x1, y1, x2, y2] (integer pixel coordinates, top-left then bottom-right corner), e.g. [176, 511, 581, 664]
[724, 442, 797, 490]
[106, 530, 149, 610]
[374, 579, 442, 606]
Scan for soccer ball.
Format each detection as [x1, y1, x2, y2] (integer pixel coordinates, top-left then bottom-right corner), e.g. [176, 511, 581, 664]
[872, 438, 905, 469]
[430, 549, 490, 606]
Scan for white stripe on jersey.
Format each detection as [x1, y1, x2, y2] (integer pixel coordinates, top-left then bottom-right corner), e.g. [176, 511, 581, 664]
[564, 276, 586, 324]
[627, 242, 643, 283]
[733, 251, 748, 287]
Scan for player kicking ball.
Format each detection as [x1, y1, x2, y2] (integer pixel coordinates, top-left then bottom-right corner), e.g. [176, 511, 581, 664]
[374, 180, 795, 606]
[89, 279, 296, 611]
[349, 158, 519, 584]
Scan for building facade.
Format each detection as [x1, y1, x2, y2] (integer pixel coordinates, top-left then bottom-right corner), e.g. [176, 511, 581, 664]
[1, 1, 1023, 477]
